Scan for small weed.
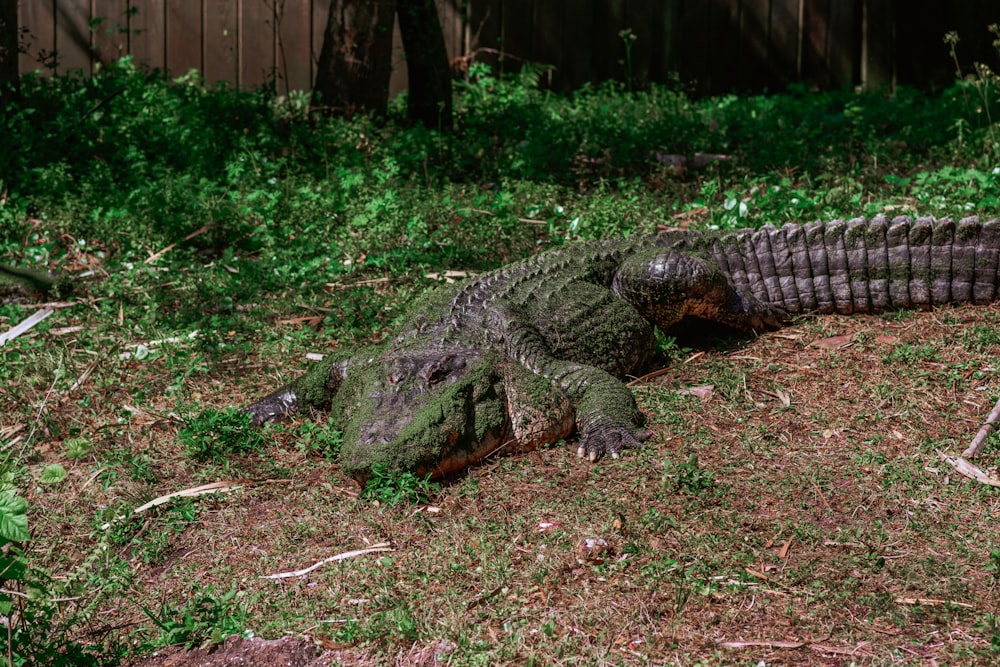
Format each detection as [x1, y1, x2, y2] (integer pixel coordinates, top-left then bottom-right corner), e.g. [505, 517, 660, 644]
[100, 445, 157, 486]
[980, 613, 1000, 652]
[664, 455, 718, 494]
[295, 419, 343, 459]
[64, 437, 94, 459]
[329, 619, 363, 644]
[986, 548, 1000, 582]
[883, 342, 941, 364]
[360, 463, 441, 506]
[178, 408, 270, 461]
[139, 585, 250, 650]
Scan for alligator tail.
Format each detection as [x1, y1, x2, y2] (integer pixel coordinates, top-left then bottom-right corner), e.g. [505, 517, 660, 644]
[707, 216, 1000, 315]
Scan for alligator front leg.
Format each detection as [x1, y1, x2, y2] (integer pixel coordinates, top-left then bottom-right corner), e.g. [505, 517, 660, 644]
[554, 362, 652, 461]
[244, 357, 348, 425]
[493, 306, 651, 461]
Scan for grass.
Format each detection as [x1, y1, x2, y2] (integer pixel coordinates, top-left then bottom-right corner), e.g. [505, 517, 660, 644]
[2, 49, 1000, 665]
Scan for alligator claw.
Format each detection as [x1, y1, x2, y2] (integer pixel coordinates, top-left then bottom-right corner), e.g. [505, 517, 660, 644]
[577, 422, 650, 462]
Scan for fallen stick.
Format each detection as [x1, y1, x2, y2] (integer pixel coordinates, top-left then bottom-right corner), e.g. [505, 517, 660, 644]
[0, 307, 54, 346]
[145, 224, 212, 264]
[936, 450, 1000, 488]
[962, 393, 1000, 458]
[262, 543, 395, 579]
[895, 596, 974, 609]
[133, 481, 246, 514]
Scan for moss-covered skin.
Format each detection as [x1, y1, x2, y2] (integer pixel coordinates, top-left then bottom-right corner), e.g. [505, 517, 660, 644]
[0, 262, 65, 301]
[244, 216, 1000, 483]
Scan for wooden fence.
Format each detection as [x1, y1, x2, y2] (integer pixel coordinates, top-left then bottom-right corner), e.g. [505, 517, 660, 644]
[16, 0, 1000, 96]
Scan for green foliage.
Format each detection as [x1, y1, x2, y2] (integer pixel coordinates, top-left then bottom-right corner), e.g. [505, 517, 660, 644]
[2, 32, 1000, 665]
[0, 492, 29, 543]
[0, 477, 99, 665]
[38, 464, 67, 485]
[360, 463, 441, 506]
[663, 455, 718, 494]
[139, 585, 249, 650]
[294, 419, 343, 459]
[64, 437, 93, 459]
[178, 408, 270, 461]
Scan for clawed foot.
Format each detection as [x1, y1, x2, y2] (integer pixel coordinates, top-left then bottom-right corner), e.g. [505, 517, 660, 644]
[242, 385, 299, 425]
[576, 420, 651, 462]
[726, 291, 787, 331]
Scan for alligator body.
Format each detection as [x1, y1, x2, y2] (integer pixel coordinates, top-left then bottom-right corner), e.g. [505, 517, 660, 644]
[245, 216, 1000, 482]
[0, 262, 62, 301]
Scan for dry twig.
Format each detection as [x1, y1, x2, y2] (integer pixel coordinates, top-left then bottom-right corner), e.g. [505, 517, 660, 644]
[133, 481, 246, 514]
[0, 307, 54, 345]
[262, 543, 395, 579]
[962, 394, 1000, 458]
[936, 450, 1000, 488]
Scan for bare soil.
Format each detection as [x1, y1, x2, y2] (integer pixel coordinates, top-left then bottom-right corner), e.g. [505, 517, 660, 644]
[15, 305, 1000, 665]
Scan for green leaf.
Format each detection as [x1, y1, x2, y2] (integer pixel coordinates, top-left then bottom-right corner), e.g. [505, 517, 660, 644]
[40, 464, 68, 484]
[65, 437, 93, 458]
[0, 554, 27, 581]
[0, 493, 29, 542]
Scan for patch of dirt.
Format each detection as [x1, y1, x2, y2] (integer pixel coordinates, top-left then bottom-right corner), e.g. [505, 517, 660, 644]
[129, 636, 457, 667]
[19, 304, 1000, 665]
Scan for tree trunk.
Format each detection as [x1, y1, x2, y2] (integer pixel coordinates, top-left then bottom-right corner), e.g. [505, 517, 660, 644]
[0, 0, 20, 109]
[312, 0, 396, 117]
[397, 0, 452, 129]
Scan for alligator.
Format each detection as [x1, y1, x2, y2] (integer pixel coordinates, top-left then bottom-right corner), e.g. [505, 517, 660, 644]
[0, 261, 63, 301]
[244, 215, 1000, 483]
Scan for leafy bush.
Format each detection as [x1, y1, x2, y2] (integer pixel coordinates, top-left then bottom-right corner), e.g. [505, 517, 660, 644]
[0, 484, 99, 665]
[360, 463, 441, 506]
[178, 408, 270, 461]
[139, 585, 250, 650]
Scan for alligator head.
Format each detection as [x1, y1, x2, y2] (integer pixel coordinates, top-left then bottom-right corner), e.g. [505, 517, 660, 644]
[333, 345, 574, 482]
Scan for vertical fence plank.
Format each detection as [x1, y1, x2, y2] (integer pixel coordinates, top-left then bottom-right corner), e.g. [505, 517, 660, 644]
[769, 0, 800, 88]
[624, 0, 652, 88]
[709, 0, 741, 93]
[894, 0, 944, 86]
[311, 0, 329, 86]
[738, 0, 770, 91]
[677, 0, 713, 93]
[166, 1, 202, 77]
[650, 0, 678, 86]
[276, 0, 312, 92]
[501, 0, 534, 76]
[437, 0, 462, 60]
[18, 0, 56, 74]
[862, 0, 894, 88]
[801, 0, 829, 87]
[92, 0, 129, 66]
[532, 0, 563, 88]
[242, 0, 276, 87]
[389, 10, 408, 97]
[826, 0, 857, 87]
[468, 0, 502, 74]
[55, 0, 94, 74]
[204, 0, 238, 86]
[130, 0, 166, 72]
[589, 0, 624, 84]
[561, 0, 593, 89]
